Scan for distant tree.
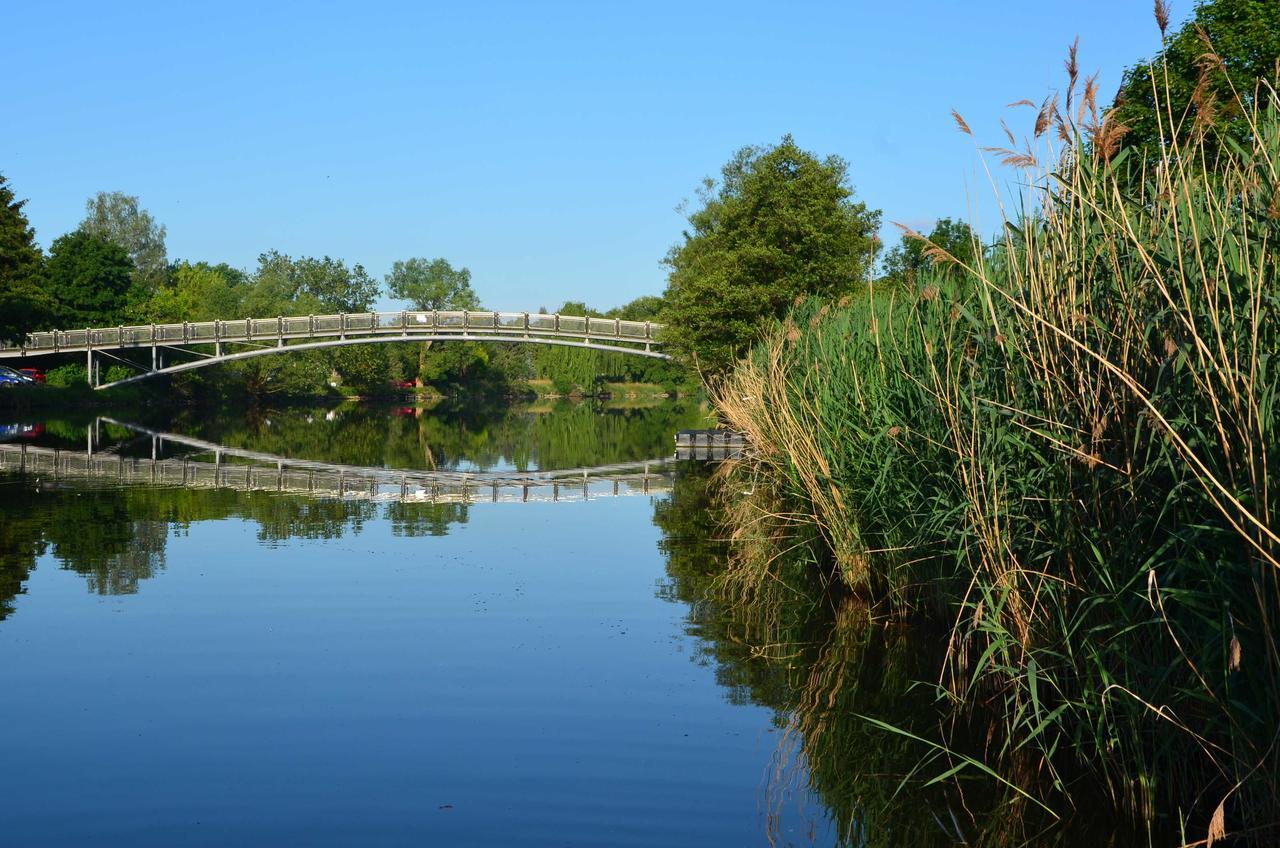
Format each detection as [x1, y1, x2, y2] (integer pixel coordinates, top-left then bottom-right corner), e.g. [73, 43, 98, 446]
[41, 230, 135, 327]
[80, 191, 169, 292]
[556, 300, 602, 317]
[661, 135, 881, 374]
[1110, 0, 1280, 159]
[247, 251, 378, 315]
[385, 257, 480, 311]
[880, 217, 979, 288]
[0, 173, 50, 342]
[138, 261, 247, 322]
[606, 295, 665, 321]
[332, 343, 393, 395]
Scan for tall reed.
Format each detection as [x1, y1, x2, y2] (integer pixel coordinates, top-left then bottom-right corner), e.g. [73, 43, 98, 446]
[711, 59, 1280, 841]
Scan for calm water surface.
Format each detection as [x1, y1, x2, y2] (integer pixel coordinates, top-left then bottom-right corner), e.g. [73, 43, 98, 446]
[0, 402, 838, 846]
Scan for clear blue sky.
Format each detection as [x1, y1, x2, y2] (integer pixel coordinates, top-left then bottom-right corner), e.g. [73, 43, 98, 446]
[7, 0, 1167, 312]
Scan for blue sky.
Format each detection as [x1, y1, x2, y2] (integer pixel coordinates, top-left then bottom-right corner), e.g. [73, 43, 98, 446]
[7, 1, 1167, 311]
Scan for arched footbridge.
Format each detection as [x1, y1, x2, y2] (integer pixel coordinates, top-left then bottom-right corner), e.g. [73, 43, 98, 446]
[0, 311, 669, 389]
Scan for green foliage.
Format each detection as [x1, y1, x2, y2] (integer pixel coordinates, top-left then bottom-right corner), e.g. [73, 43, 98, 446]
[246, 250, 378, 314]
[879, 217, 978, 288]
[45, 363, 88, 387]
[79, 191, 168, 294]
[0, 173, 48, 344]
[605, 295, 665, 321]
[661, 135, 881, 374]
[41, 230, 135, 328]
[331, 344, 393, 395]
[137, 261, 247, 322]
[385, 257, 480, 311]
[1111, 0, 1280, 158]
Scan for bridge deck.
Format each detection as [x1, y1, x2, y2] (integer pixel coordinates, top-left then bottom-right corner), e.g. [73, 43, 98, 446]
[0, 311, 670, 389]
[0, 311, 663, 357]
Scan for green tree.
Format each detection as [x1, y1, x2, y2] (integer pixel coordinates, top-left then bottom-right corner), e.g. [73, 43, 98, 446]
[880, 217, 979, 288]
[247, 251, 378, 315]
[385, 257, 480, 311]
[386, 258, 483, 388]
[139, 261, 246, 322]
[0, 173, 49, 343]
[661, 135, 881, 374]
[606, 295, 665, 321]
[1111, 0, 1280, 158]
[41, 230, 135, 327]
[80, 191, 168, 294]
[331, 343, 393, 395]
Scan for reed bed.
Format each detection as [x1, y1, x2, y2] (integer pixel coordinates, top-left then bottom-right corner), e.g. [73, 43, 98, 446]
[710, 70, 1280, 841]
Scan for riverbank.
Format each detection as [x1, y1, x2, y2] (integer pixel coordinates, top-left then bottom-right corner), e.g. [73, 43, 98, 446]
[703, 101, 1280, 840]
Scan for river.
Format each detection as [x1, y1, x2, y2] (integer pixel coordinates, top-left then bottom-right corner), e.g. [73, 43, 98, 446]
[0, 400, 846, 847]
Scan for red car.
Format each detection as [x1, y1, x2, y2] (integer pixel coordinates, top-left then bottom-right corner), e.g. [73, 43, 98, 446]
[18, 368, 45, 384]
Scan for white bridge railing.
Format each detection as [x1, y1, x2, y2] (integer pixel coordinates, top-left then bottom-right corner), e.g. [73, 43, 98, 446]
[0, 311, 664, 356]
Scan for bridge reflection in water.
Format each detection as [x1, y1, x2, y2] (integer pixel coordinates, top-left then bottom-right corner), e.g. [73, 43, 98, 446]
[0, 419, 674, 505]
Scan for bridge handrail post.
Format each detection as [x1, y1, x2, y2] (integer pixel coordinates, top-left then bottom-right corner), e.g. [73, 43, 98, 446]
[277, 315, 283, 338]
[644, 321, 652, 340]
[308, 315, 314, 337]
[614, 318, 620, 337]
[401, 310, 407, 333]
[554, 314, 560, 332]
[339, 313, 346, 339]
[432, 310, 438, 328]
[245, 318, 252, 341]
[462, 309, 468, 331]
[523, 312, 529, 336]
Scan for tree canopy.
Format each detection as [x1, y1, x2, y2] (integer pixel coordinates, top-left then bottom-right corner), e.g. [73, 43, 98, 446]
[245, 251, 379, 315]
[41, 230, 135, 328]
[386, 257, 480, 311]
[661, 135, 881, 374]
[139, 261, 247, 323]
[1110, 0, 1280, 157]
[0, 173, 48, 343]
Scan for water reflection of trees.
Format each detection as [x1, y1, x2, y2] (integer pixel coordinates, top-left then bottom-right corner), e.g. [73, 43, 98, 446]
[653, 466, 1154, 847]
[0, 482, 470, 619]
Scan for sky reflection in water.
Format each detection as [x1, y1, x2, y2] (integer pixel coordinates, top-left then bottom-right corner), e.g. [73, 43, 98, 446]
[0, 403, 836, 847]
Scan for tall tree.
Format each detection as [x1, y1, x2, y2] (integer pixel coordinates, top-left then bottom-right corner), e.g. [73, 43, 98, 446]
[385, 257, 480, 311]
[661, 135, 881, 374]
[0, 173, 49, 343]
[41, 230, 135, 327]
[80, 191, 169, 291]
[1111, 0, 1280, 158]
